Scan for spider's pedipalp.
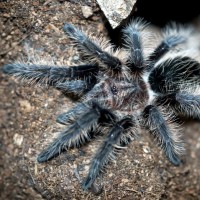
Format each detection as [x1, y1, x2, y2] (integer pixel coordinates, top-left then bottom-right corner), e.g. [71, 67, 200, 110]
[3, 63, 98, 87]
[156, 92, 200, 119]
[56, 80, 91, 95]
[37, 102, 115, 163]
[143, 105, 184, 166]
[63, 23, 123, 74]
[56, 103, 89, 125]
[82, 117, 135, 191]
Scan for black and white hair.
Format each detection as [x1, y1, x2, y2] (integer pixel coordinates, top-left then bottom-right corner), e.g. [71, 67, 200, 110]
[3, 18, 200, 191]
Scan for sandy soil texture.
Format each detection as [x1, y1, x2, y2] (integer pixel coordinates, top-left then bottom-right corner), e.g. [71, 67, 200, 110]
[0, 1, 200, 199]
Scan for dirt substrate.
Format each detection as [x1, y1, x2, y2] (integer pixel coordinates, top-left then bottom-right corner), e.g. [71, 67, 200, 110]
[0, 1, 200, 200]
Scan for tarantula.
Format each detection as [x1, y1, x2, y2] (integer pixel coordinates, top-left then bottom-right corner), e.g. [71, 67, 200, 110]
[3, 18, 200, 191]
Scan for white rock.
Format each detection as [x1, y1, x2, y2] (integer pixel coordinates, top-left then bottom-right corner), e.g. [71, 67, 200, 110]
[97, 0, 136, 28]
[13, 133, 24, 146]
[81, 6, 93, 18]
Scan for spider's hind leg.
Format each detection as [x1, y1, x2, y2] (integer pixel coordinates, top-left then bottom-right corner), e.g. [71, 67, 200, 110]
[37, 102, 115, 163]
[82, 117, 137, 191]
[142, 105, 184, 166]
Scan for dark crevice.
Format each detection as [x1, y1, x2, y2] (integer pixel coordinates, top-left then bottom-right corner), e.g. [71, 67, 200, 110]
[103, 0, 200, 46]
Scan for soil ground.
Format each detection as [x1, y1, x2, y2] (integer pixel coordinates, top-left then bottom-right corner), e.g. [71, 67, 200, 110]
[0, 1, 200, 199]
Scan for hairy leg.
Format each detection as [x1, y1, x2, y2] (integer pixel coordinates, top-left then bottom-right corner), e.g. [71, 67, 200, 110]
[3, 63, 98, 89]
[3, 63, 98, 95]
[37, 102, 115, 163]
[82, 117, 136, 190]
[146, 23, 191, 71]
[122, 18, 148, 72]
[156, 92, 200, 119]
[142, 105, 184, 166]
[63, 23, 123, 74]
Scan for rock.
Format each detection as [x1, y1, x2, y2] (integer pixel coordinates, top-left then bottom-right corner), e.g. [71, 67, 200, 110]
[81, 6, 93, 18]
[96, 0, 136, 28]
[13, 134, 24, 146]
[19, 100, 33, 112]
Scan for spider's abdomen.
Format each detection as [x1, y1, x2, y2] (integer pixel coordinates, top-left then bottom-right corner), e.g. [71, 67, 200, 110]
[148, 56, 200, 93]
[85, 77, 149, 114]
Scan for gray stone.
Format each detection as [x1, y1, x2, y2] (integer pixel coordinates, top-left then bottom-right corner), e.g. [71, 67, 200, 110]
[81, 6, 93, 18]
[96, 0, 136, 28]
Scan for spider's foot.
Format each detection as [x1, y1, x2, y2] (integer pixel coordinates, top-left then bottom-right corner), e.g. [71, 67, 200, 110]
[37, 142, 61, 163]
[167, 153, 182, 166]
[166, 144, 182, 166]
[37, 149, 59, 163]
[2, 64, 15, 74]
[81, 176, 94, 191]
[169, 156, 181, 166]
[63, 23, 85, 42]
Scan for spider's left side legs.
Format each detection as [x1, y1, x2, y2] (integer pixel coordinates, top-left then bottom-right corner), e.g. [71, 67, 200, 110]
[3, 63, 98, 94]
[156, 92, 200, 119]
[142, 105, 184, 166]
[37, 102, 115, 163]
[82, 117, 136, 190]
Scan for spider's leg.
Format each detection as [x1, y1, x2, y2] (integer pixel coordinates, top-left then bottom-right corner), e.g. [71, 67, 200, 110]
[148, 56, 200, 93]
[146, 24, 192, 71]
[3, 63, 98, 88]
[142, 105, 184, 166]
[63, 23, 123, 73]
[82, 117, 136, 191]
[56, 79, 95, 96]
[122, 18, 148, 72]
[37, 102, 115, 163]
[56, 103, 89, 125]
[156, 92, 200, 119]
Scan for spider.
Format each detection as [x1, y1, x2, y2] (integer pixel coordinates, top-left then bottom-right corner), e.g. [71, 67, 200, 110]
[3, 18, 200, 191]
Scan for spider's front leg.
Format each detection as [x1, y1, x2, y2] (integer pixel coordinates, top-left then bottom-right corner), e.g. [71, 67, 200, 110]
[63, 23, 123, 74]
[37, 101, 115, 163]
[3, 63, 98, 94]
[142, 105, 184, 166]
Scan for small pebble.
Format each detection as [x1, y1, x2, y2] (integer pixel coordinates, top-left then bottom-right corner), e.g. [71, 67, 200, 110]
[81, 6, 93, 18]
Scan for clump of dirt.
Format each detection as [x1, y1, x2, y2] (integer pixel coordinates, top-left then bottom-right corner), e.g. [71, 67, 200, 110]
[0, 1, 200, 200]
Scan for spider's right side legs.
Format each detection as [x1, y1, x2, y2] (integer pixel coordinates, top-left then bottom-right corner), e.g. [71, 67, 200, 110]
[82, 117, 136, 190]
[56, 103, 89, 125]
[142, 105, 184, 166]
